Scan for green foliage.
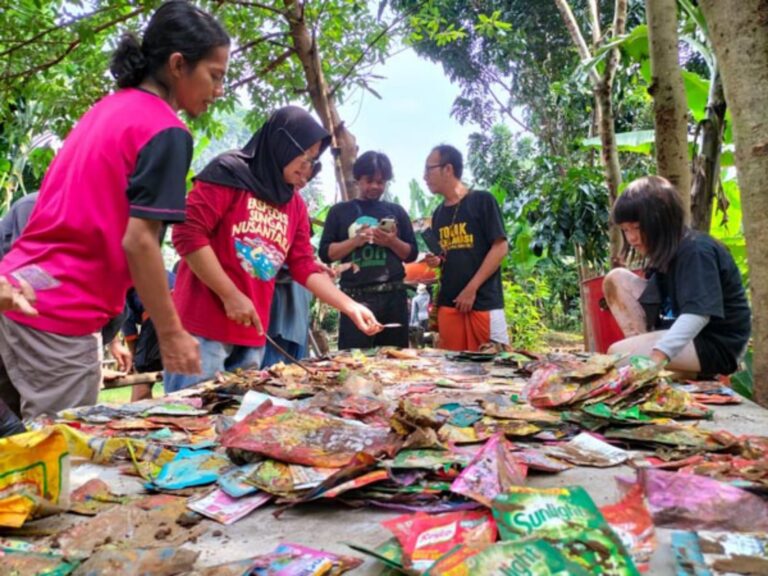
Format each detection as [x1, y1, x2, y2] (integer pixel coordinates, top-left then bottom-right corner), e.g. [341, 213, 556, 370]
[711, 177, 749, 288]
[0, 1, 400, 201]
[731, 348, 753, 400]
[502, 280, 545, 350]
[408, 178, 440, 220]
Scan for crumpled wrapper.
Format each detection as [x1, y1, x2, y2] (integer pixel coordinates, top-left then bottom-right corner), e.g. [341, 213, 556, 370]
[637, 468, 768, 532]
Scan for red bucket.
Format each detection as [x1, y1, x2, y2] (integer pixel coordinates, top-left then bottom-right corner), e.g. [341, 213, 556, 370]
[582, 275, 626, 353]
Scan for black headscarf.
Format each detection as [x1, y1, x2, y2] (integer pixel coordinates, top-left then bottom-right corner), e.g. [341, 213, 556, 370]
[195, 106, 331, 206]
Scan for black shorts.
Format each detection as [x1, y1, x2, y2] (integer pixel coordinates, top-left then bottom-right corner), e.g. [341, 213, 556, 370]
[693, 333, 739, 376]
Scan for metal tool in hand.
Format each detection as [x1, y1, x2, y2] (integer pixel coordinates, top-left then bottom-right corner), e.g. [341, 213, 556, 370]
[380, 323, 402, 329]
[264, 333, 316, 375]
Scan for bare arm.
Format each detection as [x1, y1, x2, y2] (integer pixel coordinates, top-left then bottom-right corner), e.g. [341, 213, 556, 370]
[304, 271, 381, 335]
[122, 218, 200, 374]
[183, 245, 263, 334]
[454, 238, 509, 313]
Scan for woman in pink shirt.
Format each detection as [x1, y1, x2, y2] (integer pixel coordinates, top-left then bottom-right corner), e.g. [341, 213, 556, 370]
[167, 106, 382, 391]
[0, 1, 230, 419]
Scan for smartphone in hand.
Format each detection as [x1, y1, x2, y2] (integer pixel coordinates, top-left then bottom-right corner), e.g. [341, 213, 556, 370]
[378, 217, 396, 233]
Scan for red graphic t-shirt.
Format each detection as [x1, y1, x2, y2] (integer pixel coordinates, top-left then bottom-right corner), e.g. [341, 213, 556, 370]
[172, 180, 321, 346]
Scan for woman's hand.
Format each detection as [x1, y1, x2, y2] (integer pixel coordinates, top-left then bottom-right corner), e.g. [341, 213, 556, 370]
[344, 301, 382, 336]
[222, 289, 264, 334]
[0, 277, 37, 316]
[649, 349, 670, 367]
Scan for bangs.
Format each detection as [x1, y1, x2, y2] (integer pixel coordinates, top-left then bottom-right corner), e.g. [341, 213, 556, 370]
[612, 192, 642, 225]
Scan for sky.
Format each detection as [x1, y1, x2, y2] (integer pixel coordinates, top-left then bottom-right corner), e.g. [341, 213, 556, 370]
[313, 48, 477, 206]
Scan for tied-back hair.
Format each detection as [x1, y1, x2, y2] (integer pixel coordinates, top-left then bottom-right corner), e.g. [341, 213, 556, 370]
[353, 151, 394, 181]
[110, 0, 230, 89]
[612, 175, 686, 272]
[432, 144, 463, 179]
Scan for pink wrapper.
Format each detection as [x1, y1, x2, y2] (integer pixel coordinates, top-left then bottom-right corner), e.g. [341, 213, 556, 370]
[450, 433, 527, 507]
[638, 468, 768, 532]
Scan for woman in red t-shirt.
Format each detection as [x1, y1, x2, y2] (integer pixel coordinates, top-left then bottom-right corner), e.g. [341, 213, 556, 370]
[167, 106, 382, 391]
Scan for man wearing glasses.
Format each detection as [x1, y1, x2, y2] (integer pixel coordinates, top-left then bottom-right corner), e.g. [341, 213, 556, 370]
[423, 145, 509, 351]
[320, 151, 418, 349]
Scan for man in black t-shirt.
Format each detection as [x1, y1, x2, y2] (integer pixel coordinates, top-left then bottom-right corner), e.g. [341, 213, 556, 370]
[319, 151, 418, 349]
[423, 145, 509, 351]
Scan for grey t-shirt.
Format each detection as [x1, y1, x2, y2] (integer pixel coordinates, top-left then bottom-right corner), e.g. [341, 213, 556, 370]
[0, 192, 38, 259]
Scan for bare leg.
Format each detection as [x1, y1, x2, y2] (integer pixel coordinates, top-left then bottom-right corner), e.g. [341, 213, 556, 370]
[608, 331, 702, 373]
[603, 268, 648, 337]
[131, 383, 153, 402]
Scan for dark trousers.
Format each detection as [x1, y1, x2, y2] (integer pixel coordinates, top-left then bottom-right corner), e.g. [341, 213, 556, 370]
[338, 289, 409, 350]
[0, 398, 25, 438]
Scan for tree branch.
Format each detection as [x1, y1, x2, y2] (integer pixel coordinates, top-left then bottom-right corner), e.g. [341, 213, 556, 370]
[229, 47, 295, 90]
[588, 0, 601, 45]
[0, 7, 145, 83]
[218, 0, 287, 16]
[603, 0, 628, 88]
[328, 1, 427, 98]
[553, 0, 600, 84]
[0, 4, 117, 59]
[486, 84, 532, 134]
[232, 32, 288, 56]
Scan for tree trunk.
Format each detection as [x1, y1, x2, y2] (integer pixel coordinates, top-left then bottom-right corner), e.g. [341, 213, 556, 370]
[594, 83, 624, 266]
[284, 1, 357, 200]
[554, 0, 627, 267]
[700, 0, 768, 406]
[645, 0, 691, 219]
[690, 70, 726, 232]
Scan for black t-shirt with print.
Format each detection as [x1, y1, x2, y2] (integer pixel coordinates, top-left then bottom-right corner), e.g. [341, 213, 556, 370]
[639, 231, 751, 366]
[431, 189, 506, 310]
[319, 198, 418, 289]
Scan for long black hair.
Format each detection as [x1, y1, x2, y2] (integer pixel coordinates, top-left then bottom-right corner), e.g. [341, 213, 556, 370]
[612, 175, 686, 272]
[110, 1, 230, 89]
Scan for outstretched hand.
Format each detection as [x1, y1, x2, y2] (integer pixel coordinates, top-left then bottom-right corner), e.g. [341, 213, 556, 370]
[346, 302, 383, 336]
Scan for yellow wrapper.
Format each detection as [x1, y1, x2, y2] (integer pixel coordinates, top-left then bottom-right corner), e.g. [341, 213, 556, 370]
[0, 427, 70, 527]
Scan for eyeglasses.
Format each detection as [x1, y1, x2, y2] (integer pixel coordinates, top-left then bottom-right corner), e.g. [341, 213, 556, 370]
[279, 128, 321, 172]
[424, 163, 447, 175]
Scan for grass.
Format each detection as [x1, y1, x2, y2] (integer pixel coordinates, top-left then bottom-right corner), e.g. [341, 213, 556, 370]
[543, 330, 584, 351]
[97, 383, 165, 404]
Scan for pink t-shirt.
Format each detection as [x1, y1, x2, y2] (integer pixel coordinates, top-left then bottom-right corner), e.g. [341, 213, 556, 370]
[0, 89, 192, 335]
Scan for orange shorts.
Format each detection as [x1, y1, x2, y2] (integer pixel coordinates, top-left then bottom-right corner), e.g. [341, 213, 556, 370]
[437, 306, 508, 351]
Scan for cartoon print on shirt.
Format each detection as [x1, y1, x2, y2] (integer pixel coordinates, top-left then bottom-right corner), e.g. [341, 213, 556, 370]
[235, 236, 284, 280]
[232, 197, 290, 281]
[348, 215, 387, 269]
